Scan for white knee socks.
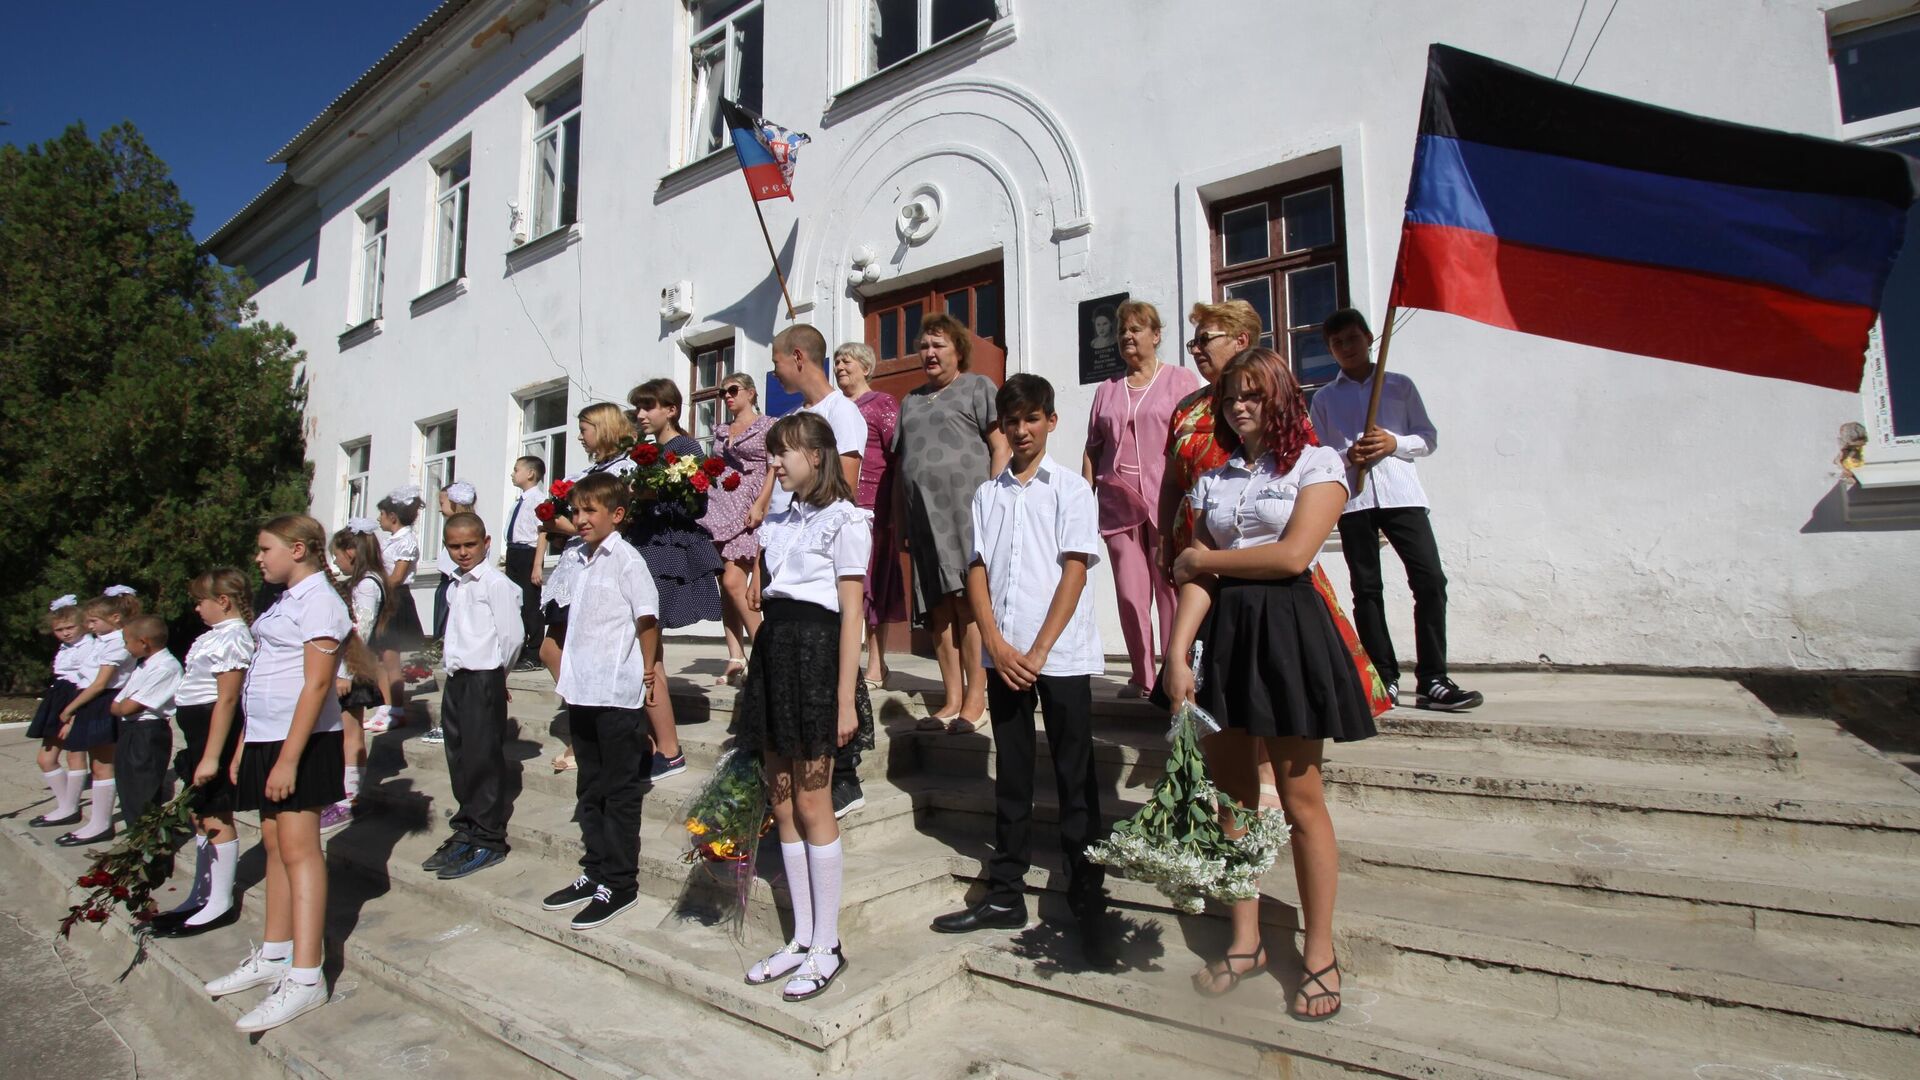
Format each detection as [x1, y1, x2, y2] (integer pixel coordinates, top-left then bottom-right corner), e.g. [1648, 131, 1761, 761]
[75, 778, 114, 839]
[185, 840, 238, 926]
[40, 770, 66, 813]
[343, 765, 363, 800]
[782, 840, 812, 946]
[169, 836, 211, 915]
[62, 770, 88, 817]
[806, 838, 844, 952]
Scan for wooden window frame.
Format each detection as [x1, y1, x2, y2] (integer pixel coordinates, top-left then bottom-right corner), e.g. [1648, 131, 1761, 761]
[1207, 168, 1349, 388]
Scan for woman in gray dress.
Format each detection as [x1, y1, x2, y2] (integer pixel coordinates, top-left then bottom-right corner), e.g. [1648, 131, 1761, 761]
[893, 313, 1010, 731]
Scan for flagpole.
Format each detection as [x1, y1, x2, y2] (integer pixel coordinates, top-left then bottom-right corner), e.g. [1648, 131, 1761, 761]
[1353, 304, 1398, 497]
[752, 198, 796, 322]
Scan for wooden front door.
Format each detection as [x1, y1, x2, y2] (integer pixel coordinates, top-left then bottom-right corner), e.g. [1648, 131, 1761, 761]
[862, 263, 1007, 400]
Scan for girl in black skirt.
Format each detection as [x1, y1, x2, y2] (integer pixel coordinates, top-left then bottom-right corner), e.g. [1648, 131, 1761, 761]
[732, 412, 874, 1002]
[52, 589, 143, 846]
[1163, 347, 1375, 1023]
[204, 515, 354, 1034]
[371, 486, 428, 732]
[26, 597, 89, 827]
[151, 569, 255, 937]
[628, 378, 725, 782]
[328, 522, 392, 831]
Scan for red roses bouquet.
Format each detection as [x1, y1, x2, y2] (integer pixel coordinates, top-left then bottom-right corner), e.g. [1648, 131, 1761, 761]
[628, 442, 739, 515]
[533, 478, 576, 524]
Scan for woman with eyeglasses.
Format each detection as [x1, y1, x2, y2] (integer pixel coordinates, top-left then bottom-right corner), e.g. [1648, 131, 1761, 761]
[699, 374, 776, 686]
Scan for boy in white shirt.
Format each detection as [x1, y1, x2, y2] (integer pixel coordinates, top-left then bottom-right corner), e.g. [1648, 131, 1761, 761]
[540, 473, 661, 931]
[429, 480, 479, 647]
[504, 456, 547, 668]
[930, 375, 1113, 966]
[422, 512, 528, 881]
[110, 615, 184, 827]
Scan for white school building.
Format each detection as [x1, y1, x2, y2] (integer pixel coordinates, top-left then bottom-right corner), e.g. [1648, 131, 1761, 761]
[205, 0, 1920, 674]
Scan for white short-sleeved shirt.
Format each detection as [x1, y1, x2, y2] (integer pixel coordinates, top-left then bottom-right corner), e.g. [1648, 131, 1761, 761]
[345, 575, 383, 639]
[760, 500, 872, 612]
[507, 486, 543, 546]
[539, 457, 639, 610]
[243, 571, 353, 743]
[177, 618, 255, 707]
[52, 638, 92, 687]
[115, 650, 183, 723]
[88, 629, 135, 690]
[770, 390, 869, 514]
[381, 526, 421, 585]
[443, 563, 526, 674]
[555, 532, 661, 708]
[969, 455, 1105, 677]
[1191, 445, 1348, 550]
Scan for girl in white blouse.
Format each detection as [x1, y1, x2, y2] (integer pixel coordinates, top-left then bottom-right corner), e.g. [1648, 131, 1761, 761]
[1163, 347, 1377, 1023]
[52, 588, 143, 846]
[150, 568, 256, 938]
[328, 522, 391, 827]
[204, 515, 353, 1033]
[732, 412, 874, 1003]
[27, 597, 89, 828]
[372, 485, 428, 730]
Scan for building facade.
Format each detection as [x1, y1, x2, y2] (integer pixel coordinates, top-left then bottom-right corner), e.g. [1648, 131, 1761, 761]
[206, 0, 1920, 673]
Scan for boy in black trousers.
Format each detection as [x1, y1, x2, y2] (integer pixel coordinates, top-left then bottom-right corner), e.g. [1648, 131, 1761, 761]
[421, 511, 527, 879]
[931, 374, 1113, 966]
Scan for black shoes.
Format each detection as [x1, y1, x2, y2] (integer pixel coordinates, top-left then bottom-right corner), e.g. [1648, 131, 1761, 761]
[930, 901, 1027, 934]
[831, 777, 865, 819]
[422, 839, 467, 873]
[1416, 676, 1484, 712]
[542, 874, 598, 910]
[570, 884, 638, 930]
[56, 827, 114, 847]
[29, 811, 81, 828]
[438, 845, 506, 880]
[151, 905, 240, 938]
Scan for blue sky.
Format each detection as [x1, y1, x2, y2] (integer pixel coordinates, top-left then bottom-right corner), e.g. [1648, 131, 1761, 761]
[3, 1, 442, 237]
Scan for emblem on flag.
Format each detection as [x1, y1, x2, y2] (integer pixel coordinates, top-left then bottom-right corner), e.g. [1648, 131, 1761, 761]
[721, 99, 811, 202]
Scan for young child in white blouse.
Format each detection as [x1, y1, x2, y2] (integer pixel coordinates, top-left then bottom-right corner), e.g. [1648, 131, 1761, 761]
[540, 473, 661, 932]
[328, 521, 391, 832]
[150, 568, 254, 939]
[929, 375, 1112, 965]
[372, 485, 429, 731]
[27, 596, 90, 828]
[204, 515, 356, 1033]
[52, 587, 143, 847]
[421, 511, 526, 881]
[109, 615, 183, 828]
[732, 411, 875, 1003]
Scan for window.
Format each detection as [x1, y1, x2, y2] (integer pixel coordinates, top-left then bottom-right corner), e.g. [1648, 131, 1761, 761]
[343, 440, 372, 521]
[1833, 14, 1920, 453]
[862, 262, 1007, 399]
[419, 416, 457, 564]
[520, 385, 570, 487]
[1208, 170, 1348, 388]
[863, 0, 999, 75]
[357, 200, 389, 322]
[686, 1, 763, 163]
[689, 340, 736, 448]
[434, 150, 471, 285]
[531, 77, 582, 238]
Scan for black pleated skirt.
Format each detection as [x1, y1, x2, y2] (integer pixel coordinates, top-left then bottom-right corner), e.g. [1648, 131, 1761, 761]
[371, 589, 426, 653]
[235, 730, 346, 813]
[174, 702, 244, 815]
[61, 694, 117, 751]
[338, 680, 383, 711]
[27, 680, 78, 740]
[731, 599, 875, 761]
[1196, 575, 1377, 743]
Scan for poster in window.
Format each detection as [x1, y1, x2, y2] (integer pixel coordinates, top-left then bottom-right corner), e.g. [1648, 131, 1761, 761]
[1078, 292, 1129, 385]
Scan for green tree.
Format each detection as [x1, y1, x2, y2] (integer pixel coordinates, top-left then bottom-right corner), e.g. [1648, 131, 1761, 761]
[0, 122, 310, 689]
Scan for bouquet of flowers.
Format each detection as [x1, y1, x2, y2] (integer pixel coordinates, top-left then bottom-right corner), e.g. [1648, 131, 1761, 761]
[60, 787, 198, 959]
[627, 443, 739, 516]
[682, 748, 771, 863]
[1087, 699, 1291, 914]
[532, 477, 576, 525]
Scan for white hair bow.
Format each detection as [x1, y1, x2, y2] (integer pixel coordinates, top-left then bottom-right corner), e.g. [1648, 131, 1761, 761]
[49, 594, 78, 611]
[444, 481, 477, 506]
[347, 517, 380, 535]
[386, 483, 424, 505]
[103, 584, 138, 597]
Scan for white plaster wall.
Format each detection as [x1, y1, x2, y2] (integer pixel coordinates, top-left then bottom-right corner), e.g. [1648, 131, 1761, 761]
[224, 0, 1920, 673]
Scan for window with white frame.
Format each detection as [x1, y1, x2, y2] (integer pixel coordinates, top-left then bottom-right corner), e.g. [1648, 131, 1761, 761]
[520, 385, 570, 489]
[689, 340, 737, 448]
[419, 416, 458, 564]
[531, 77, 583, 238]
[343, 439, 372, 521]
[687, 2, 763, 164]
[434, 149, 471, 285]
[1833, 12, 1920, 456]
[862, 0, 999, 76]
[357, 199, 389, 323]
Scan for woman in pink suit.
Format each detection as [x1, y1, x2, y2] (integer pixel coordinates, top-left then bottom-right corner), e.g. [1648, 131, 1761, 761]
[833, 342, 907, 688]
[1082, 300, 1200, 697]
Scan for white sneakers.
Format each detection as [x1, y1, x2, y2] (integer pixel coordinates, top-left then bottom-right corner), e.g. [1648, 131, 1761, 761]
[207, 944, 328, 1033]
[234, 976, 329, 1033]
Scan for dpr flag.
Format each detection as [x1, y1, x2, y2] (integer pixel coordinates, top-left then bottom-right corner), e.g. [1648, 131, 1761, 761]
[1392, 44, 1919, 391]
[721, 98, 810, 202]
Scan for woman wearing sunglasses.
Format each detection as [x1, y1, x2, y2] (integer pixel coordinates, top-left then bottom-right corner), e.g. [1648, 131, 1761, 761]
[699, 374, 777, 685]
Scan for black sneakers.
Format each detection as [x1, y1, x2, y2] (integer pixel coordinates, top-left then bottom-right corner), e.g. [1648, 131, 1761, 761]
[1416, 676, 1484, 712]
[831, 777, 865, 819]
[570, 884, 638, 930]
[438, 845, 506, 880]
[542, 874, 598, 910]
[422, 838, 466, 873]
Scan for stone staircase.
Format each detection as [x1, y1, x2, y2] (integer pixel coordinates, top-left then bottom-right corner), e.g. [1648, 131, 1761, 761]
[3, 647, 1917, 1079]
